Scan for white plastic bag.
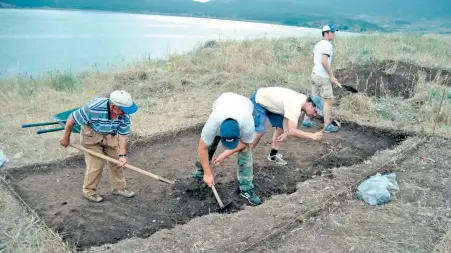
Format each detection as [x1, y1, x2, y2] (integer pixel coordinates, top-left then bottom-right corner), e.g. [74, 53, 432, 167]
[357, 173, 399, 205]
[0, 151, 8, 168]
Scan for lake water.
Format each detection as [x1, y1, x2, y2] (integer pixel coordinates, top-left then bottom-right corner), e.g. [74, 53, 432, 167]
[0, 8, 354, 78]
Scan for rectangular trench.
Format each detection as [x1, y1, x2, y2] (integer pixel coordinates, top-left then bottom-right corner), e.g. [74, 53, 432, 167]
[5, 123, 407, 251]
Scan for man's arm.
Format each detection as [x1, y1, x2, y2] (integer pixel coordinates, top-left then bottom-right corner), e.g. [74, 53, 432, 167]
[60, 105, 91, 147]
[285, 118, 322, 140]
[198, 138, 215, 187]
[213, 140, 248, 166]
[219, 140, 247, 158]
[321, 55, 334, 79]
[117, 134, 129, 166]
[119, 135, 127, 156]
[117, 115, 131, 165]
[59, 114, 75, 147]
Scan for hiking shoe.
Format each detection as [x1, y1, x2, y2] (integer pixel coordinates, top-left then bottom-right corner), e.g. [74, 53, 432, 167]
[240, 189, 262, 206]
[84, 194, 103, 203]
[192, 170, 204, 181]
[325, 124, 339, 133]
[267, 154, 288, 165]
[112, 188, 136, 198]
[301, 120, 317, 128]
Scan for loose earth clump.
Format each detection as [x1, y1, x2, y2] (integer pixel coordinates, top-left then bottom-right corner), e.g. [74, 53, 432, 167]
[335, 60, 451, 98]
[5, 123, 406, 251]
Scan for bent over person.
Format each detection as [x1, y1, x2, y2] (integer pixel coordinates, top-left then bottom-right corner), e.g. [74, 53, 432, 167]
[250, 87, 324, 165]
[192, 92, 261, 206]
[59, 90, 138, 203]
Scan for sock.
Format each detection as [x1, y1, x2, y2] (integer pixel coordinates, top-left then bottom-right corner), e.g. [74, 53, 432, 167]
[270, 148, 278, 157]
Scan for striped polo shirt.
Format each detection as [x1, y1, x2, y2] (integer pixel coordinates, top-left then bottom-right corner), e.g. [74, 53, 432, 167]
[72, 97, 131, 136]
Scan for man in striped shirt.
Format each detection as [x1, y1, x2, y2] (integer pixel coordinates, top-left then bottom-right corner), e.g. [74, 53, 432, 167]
[59, 90, 138, 203]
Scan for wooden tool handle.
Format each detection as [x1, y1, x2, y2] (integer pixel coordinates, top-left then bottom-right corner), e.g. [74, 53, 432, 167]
[320, 123, 331, 133]
[211, 185, 225, 208]
[69, 143, 175, 184]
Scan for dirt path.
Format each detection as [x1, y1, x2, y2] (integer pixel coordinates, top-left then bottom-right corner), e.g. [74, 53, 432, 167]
[6, 123, 404, 251]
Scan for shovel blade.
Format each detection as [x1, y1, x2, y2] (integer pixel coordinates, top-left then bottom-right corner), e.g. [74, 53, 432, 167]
[215, 201, 234, 213]
[341, 84, 358, 93]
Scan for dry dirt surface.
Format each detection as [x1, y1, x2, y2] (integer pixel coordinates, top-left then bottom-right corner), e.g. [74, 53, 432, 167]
[77, 134, 421, 253]
[77, 136, 450, 253]
[5, 122, 405, 251]
[436, 231, 451, 253]
[247, 137, 451, 253]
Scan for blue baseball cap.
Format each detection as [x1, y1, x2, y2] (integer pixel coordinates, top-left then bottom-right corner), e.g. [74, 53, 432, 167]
[310, 95, 324, 112]
[322, 24, 338, 32]
[219, 119, 240, 150]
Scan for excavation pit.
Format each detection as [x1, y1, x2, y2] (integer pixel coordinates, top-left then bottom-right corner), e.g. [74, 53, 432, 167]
[6, 123, 407, 251]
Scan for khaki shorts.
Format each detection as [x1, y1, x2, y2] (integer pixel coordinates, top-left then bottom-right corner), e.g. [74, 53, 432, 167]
[311, 73, 333, 98]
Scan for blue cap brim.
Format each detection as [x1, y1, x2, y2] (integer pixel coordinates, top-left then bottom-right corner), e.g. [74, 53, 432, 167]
[311, 96, 324, 111]
[119, 102, 138, 115]
[221, 138, 239, 150]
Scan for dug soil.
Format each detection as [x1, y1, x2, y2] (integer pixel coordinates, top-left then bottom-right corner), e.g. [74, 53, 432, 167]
[6, 123, 406, 251]
[334, 60, 451, 98]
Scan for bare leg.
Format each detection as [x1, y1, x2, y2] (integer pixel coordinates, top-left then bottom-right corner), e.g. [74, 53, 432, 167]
[271, 127, 283, 150]
[250, 132, 264, 150]
[323, 97, 332, 130]
[268, 127, 287, 165]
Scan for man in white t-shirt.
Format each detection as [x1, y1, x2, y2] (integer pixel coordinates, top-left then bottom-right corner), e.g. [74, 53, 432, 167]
[192, 92, 261, 206]
[302, 23, 340, 133]
[249, 87, 324, 165]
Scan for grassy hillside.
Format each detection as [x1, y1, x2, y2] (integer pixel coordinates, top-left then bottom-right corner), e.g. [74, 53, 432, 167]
[3, 0, 451, 33]
[1, 32, 450, 166]
[0, 30, 451, 252]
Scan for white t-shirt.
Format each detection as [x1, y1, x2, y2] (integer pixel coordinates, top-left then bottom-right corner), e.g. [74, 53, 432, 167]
[312, 40, 333, 78]
[201, 92, 255, 145]
[255, 87, 307, 124]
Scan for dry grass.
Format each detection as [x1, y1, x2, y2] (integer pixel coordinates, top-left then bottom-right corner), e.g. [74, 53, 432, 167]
[0, 32, 451, 252]
[434, 228, 451, 253]
[0, 178, 71, 253]
[335, 33, 451, 69]
[1, 33, 450, 169]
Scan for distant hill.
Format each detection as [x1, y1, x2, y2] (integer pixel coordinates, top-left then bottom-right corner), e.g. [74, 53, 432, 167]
[0, 1, 14, 7]
[3, 0, 451, 33]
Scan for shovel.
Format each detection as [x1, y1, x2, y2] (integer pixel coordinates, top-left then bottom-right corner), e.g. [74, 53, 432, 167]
[211, 185, 226, 209]
[69, 144, 175, 184]
[336, 81, 358, 93]
[209, 163, 233, 211]
[211, 184, 233, 211]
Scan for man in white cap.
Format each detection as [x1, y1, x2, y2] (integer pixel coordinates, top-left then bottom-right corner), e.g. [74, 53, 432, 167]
[59, 90, 138, 202]
[192, 92, 262, 206]
[302, 23, 340, 133]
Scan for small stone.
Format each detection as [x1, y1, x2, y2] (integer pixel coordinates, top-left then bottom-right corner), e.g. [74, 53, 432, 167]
[13, 152, 24, 159]
[153, 220, 156, 223]
[62, 201, 67, 205]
